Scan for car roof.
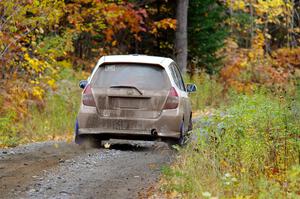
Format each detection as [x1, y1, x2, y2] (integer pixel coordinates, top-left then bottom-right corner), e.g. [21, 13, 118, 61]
[97, 55, 174, 68]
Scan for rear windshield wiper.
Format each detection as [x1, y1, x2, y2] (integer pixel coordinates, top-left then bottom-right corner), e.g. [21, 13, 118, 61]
[110, 85, 143, 95]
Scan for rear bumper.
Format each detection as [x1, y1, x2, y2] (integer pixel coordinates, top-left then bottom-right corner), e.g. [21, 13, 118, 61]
[77, 105, 182, 139]
[78, 129, 180, 139]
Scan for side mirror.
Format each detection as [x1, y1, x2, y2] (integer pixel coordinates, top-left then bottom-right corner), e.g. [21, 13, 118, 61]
[79, 80, 88, 89]
[186, 83, 197, 93]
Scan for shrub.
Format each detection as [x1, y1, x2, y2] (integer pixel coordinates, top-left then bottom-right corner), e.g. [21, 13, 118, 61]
[0, 110, 20, 147]
[21, 68, 84, 143]
[162, 92, 300, 198]
[185, 73, 224, 110]
[0, 68, 85, 147]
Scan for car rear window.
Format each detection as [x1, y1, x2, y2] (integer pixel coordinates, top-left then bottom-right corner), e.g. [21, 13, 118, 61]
[91, 64, 169, 90]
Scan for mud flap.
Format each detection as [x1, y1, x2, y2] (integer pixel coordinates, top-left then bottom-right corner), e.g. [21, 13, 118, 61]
[74, 118, 82, 144]
[178, 122, 186, 146]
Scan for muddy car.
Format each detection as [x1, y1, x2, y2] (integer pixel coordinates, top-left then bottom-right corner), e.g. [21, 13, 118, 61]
[75, 55, 196, 145]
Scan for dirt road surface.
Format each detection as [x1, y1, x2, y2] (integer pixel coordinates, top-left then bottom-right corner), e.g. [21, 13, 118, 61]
[0, 140, 174, 199]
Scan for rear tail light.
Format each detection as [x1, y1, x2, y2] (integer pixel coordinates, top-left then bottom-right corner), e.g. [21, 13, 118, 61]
[82, 84, 96, 107]
[163, 87, 179, 109]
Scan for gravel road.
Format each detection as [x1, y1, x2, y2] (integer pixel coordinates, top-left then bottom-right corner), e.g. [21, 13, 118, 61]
[0, 140, 174, 199]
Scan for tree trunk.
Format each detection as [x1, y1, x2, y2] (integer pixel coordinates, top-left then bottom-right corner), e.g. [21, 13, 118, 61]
[175, 0, 188, 72]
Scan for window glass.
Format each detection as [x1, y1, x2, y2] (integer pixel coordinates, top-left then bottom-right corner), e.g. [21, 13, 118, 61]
[173, 64, 186, 91]
[92, 64, 168, 90]
[169, 65, 178, 86]
[170, 64, 185, 91]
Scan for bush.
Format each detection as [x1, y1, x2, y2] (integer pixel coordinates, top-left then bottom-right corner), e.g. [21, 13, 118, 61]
[0, 110, 20, 147]
[162, 92, 300, 198]
[185, 73, 224, 110]
[21, 68, 84, 143]
[0, 68, 85, 147]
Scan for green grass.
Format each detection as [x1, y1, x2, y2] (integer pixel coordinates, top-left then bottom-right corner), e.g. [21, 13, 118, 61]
[22, 68, 84, 143]
[161, 90, 300, 198]
[0, 110, 20, 147]
[185, 73, 224, 110]
[0, 68, 85, 147]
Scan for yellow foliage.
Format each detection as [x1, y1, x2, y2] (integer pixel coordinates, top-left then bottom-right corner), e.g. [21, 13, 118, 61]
[226, 0, 293, 25]
[226, 0, 246, 11]
[221, 34, 298, 94]
[57, 60, 72, 68]
[272, 48, 300, 69]
[32, 86, 45, 100]
[47, 79, 57, 89]
[24, 53, 49, 73]
[233, 1, 245, 10]
[151, 18, 177, 35]
[112, 40, 117, 46]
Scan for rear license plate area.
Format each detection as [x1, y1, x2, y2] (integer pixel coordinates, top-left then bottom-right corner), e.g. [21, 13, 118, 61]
[112, 120, 128, 130]
[109, 98, 147, 109]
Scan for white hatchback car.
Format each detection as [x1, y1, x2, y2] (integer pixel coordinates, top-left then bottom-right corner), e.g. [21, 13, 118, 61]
[75, 55, 197, 145]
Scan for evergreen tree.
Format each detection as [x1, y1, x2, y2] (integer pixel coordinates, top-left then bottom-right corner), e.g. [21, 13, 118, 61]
[188, 0, 228, 74]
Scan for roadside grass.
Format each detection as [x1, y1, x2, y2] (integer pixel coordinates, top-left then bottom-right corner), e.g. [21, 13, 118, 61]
[185, 73, 224, 111]
[161, 88, 300, 198]
[0, 110, 20, 147]
[0, 68, 85, 147]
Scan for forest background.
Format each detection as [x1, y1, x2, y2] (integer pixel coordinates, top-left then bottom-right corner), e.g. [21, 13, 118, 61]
[0, 0, 299, 197]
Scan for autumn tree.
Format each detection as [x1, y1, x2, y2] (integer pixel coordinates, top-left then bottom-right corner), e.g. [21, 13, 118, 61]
[220, 0, 300, 93]
[226, 0, 300, 50]
[0, 0, 66, 106]
[136, 1, 177, 57]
